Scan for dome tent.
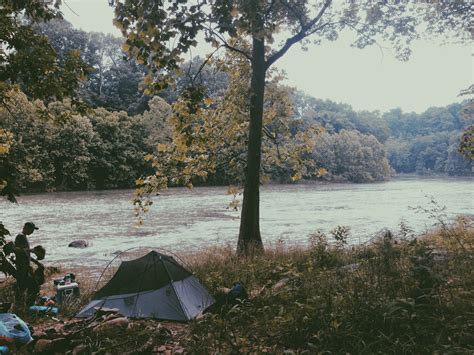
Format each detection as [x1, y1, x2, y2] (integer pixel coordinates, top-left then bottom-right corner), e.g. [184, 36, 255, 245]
[76, 251, 214, 321]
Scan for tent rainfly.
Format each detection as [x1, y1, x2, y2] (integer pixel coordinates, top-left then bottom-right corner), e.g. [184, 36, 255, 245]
[76, 251, 215, 321]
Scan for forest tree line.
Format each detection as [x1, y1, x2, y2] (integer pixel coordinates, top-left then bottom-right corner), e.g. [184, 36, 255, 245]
[0, 19, 471, 194]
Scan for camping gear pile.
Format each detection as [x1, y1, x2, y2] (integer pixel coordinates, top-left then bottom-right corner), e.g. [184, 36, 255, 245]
[29, 294, 59, 317]
[28, 272, 80, 317]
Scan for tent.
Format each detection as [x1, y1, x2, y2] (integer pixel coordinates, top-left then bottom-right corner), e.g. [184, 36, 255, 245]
[76, 251, 215, 321]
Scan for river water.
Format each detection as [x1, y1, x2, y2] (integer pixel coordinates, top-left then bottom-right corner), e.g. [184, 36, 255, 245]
[0, 176, 472, 268]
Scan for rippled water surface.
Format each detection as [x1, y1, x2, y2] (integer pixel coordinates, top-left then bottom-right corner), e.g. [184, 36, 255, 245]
[1, 176, 472, 268]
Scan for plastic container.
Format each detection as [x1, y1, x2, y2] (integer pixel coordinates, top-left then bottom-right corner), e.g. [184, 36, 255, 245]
[55, 282, 80, 304]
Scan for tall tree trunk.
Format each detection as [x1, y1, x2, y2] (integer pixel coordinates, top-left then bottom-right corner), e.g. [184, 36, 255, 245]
[237, 32, 266, 256]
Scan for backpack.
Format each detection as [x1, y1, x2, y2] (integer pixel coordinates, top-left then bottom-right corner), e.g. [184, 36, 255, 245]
[225, 282, 248, 303]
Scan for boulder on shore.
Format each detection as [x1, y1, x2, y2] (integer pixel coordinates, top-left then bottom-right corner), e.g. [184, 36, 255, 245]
[68, 240, 88, 248]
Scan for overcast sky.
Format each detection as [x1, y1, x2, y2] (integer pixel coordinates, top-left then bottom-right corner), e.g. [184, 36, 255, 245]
[62, 0, 472, 114]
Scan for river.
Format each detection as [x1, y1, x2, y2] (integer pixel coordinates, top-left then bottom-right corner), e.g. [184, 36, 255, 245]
[0, 176, 472, 268]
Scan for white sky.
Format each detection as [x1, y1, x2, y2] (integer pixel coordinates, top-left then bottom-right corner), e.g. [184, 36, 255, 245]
[61, 0, 472, 113]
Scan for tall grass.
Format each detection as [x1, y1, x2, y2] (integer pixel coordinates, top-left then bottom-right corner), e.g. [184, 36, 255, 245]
[185, 217, 474, 353]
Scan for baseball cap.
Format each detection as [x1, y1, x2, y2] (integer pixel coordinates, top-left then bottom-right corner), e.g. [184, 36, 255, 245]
[24, 222, 39, 230]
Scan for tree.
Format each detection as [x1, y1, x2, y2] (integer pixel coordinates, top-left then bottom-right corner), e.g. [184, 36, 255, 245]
[86, 107, 154, 189]
[294, 92, 357, 134]
[0, 89, 160, 193]
[458, 85, 473, 161]
[383, 102, 471, 175]
[0, 1, 89, 104]
[134, 49, 320, 218]
[141, 96, 173, 148]
[313, 130, 391, 182]
[0, 1, 90, 201]
[0, 91, 55, 193]
[33, 19, 152, 114]
[446, 132, 472, 175]
[111, 0, 471, 255]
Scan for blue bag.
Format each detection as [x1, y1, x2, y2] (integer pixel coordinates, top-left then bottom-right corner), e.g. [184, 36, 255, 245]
[226, 282, 248, 302]
[29, 306, 59, 316]
[0, 313, 32, 350]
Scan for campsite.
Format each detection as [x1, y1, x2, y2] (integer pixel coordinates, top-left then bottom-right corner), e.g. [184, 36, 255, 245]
[1, 0, 473, 354]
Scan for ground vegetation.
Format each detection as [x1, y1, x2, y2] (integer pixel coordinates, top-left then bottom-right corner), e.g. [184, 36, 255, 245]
[1, 215, 472, 354]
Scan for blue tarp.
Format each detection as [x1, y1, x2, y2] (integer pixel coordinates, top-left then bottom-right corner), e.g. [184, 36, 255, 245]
[0, 313, 32, 350]
[29, 305, 59, 316]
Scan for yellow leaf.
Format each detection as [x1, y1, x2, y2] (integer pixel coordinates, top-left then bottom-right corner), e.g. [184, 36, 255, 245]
[291, 172, 302, 181]
[0, 179, 7, 190]
[143, 75, 153, 85]
[227, 185, 239, 195]
[316, 168, 328, 177]
[0, 145, 9, 154]
[261, 175, 270, 184]
[156, 143, 167, 152]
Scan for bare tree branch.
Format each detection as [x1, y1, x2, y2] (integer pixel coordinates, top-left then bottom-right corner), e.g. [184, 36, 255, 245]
[262, 126, 283, 160]
[339, 19, 388, 61]
[266, 0, 332, 70]
[190, 45, 223, 85]
[204, 25, 252, 61]
[263, 126, 276, 141]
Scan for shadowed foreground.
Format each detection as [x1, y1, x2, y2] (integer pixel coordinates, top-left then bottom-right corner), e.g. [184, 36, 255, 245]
[1, 217, 472, 354]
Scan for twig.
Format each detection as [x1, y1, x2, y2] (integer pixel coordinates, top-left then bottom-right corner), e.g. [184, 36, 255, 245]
[63, 0, 80, 17]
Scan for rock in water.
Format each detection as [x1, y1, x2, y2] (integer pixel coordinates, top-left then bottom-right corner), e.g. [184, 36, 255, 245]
[68, 240, 88, 248]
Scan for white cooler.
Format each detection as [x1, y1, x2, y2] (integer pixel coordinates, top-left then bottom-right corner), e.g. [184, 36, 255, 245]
[55, 282, 80, 304]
